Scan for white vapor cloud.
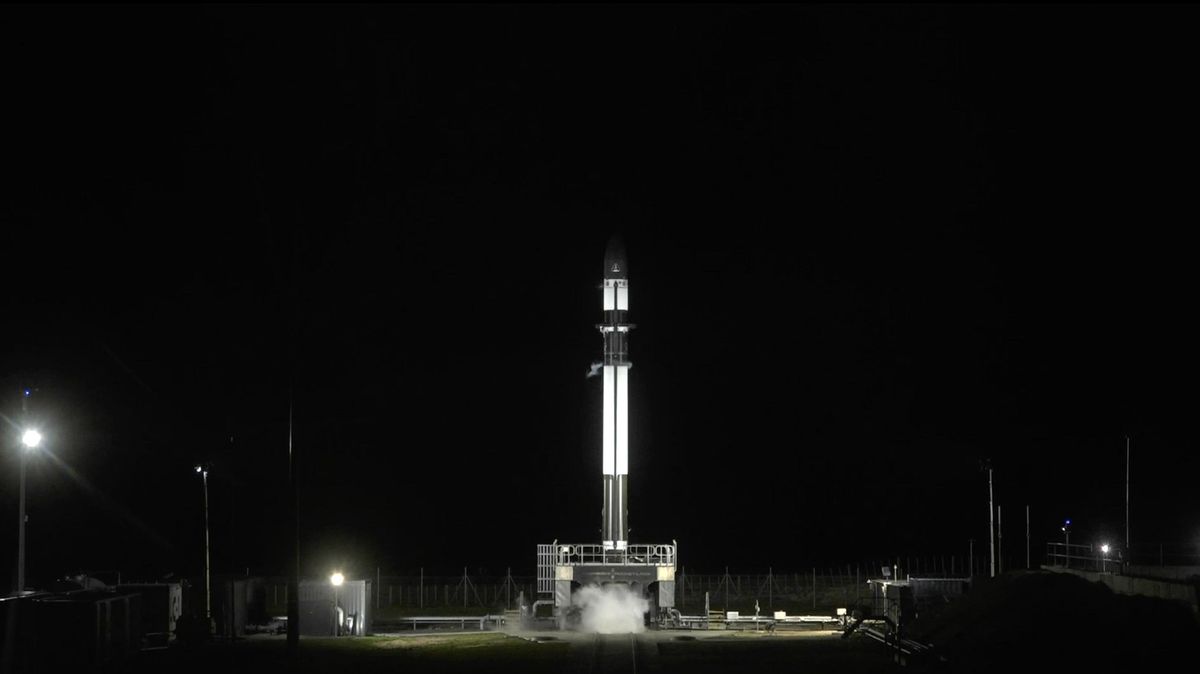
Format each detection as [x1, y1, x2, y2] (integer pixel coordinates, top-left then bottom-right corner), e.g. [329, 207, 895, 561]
[572, 584, 649, 633]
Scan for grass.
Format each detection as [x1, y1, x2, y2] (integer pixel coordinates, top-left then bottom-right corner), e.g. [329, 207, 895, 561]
[118, 629, 934, 674]
[658, 635, 918, 674]
[128, 633, 571, 674]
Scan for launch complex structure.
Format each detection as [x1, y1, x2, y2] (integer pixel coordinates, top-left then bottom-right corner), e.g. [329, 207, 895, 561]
[537, 238, 679, 628]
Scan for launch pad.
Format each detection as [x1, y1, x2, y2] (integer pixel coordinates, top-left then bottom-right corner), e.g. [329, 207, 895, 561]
[536, 542, 679, 628]
[534, 238, 678, 629]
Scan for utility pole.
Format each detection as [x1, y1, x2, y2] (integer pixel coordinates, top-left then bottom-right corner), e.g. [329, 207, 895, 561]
[287, 393, 299, 655]
[1125, 435, 1130, 559]
[200, 467, 212, 628]
[16, 389, 30, 595]
[997, 505, 1003, 574]
[1062, 519, 1071, 569]
[988, 464, 995, 578]
[968, 539, 974, 579]
[1025, 505, 1030, 569]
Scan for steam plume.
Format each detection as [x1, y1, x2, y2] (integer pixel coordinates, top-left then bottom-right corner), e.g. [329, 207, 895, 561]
[572, 584, 648, 633]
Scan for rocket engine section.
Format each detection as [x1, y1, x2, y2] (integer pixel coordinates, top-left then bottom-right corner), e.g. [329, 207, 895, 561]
[599, 237, 633, 552]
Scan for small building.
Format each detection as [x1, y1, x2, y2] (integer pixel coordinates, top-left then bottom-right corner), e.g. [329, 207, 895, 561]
[213, 577, 267, 638]
[867, 577, 970, 625]
[116, 583, 182, 647]
[27, 590, 143, 668]
[298, 579, 372, 636]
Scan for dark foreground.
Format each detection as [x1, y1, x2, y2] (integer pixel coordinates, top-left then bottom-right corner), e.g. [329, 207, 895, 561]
[24, 570, 1200, 673]
[123, 631, 917, 674]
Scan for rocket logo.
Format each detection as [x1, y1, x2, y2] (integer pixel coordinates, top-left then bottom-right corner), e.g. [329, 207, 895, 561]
[611, 263, 621, 274]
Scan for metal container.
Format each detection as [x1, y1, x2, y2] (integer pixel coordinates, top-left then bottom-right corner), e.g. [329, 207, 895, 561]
[30, 590, 143, 667]
[298, 579, 372, 636]
[116, 583, 182, 647]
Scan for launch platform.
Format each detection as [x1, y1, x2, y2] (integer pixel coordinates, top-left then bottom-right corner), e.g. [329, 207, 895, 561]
[536, 542, 678, 628]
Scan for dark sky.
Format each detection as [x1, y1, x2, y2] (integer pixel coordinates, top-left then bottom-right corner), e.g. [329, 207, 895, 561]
[2, 5, 1198, 586]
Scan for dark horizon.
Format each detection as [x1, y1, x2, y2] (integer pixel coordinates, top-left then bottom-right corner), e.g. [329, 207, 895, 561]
[2, 5, 1197, 587]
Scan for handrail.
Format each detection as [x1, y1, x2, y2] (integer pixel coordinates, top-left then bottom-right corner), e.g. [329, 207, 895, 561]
[553, 543, 676, 566]
[382, 615, 507, 631]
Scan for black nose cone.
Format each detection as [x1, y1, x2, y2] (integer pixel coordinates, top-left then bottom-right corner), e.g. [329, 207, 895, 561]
[603, 236, 627, 280]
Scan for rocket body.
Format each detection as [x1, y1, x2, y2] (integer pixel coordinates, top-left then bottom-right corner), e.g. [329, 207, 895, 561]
[600, 238, 631, 551]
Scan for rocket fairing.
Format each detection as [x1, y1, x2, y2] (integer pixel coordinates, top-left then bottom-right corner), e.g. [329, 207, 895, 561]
[599, 237, 632, 551]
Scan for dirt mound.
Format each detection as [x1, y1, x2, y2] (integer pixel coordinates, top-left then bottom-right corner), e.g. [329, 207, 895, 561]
[906, 571, 1199, 672]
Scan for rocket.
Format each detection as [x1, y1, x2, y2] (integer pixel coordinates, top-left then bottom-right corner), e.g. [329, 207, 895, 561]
[599, 237, 632, 551]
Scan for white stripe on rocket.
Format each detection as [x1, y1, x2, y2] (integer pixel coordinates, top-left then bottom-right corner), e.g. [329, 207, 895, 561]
[602, 366, 615, 475]
[616, 366, 628, 476]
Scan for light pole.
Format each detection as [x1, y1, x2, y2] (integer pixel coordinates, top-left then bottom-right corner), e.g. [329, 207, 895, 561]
[968, 538, 974, 578]
[17, 413, 42, 595]
[1061, 519, 1071, 568]
[330, 572, 344, 636]
[1101, 544, 1110, 573]
[987, 462, 995, 578]
[195, 465, 212, 630]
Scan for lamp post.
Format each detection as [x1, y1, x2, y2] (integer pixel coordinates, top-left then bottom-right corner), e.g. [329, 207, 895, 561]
[330, 572, 344, 636]
[195, 465, 212, 630]
[1101, 544, 1110, 573]
[1061, 519, 1071, 568]
[17, 415, 42, 595]
[988, 464, 995, 578]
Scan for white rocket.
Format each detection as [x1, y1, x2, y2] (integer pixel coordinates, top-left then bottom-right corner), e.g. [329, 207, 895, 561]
[599, 237, 632, 551]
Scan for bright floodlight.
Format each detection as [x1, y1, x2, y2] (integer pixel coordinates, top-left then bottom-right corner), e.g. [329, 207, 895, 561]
[1101, 544, 1110, 554]
[330, 572, 344, 587]
[195, 465, 203, 473]
[21, 429, 42, 448]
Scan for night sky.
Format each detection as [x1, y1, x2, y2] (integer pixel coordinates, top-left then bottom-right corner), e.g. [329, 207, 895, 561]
[3, 5, 1198, 587]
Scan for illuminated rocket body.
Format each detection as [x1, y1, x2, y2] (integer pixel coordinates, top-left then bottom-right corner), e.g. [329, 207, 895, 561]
[538, 238, 675, 626]
[599, 237, 632, 551]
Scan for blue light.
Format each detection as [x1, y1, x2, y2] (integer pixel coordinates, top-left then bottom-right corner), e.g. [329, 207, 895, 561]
[23, 389, 31, 397]
[1065, 519, 1071, 525]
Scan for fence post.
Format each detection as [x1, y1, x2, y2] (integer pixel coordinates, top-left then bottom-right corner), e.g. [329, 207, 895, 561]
[844, 565, 849, 607]
[680, 566, 686, 609]
[811, 568, 816, 610]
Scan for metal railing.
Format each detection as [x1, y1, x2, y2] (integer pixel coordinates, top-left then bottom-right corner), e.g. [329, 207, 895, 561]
[553, 543, 676, 567]
[1044, 542, 1120, 573]
[380, 615, 506, 632]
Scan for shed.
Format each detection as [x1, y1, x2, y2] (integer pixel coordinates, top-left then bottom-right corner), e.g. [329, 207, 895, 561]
[298, 579, 372, 636]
